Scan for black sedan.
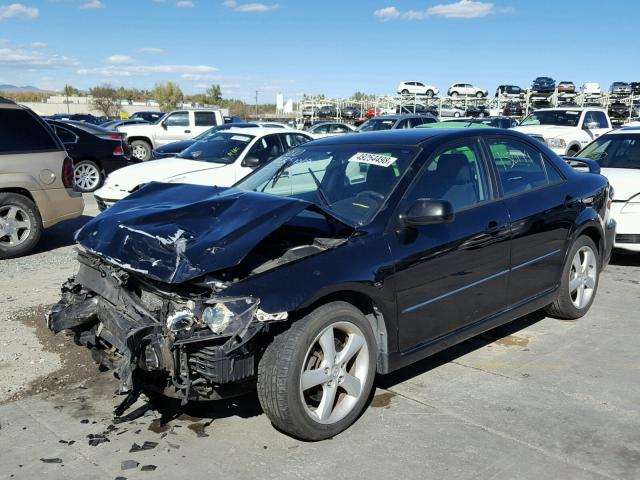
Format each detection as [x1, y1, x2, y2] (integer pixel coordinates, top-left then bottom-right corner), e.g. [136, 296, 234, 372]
[48, 128, 615, 441]
[47, 120, 131, 192]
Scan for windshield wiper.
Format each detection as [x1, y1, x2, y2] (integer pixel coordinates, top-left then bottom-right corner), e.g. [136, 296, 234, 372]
[308, 168, 331, 207]
[263, 159, 293, 192]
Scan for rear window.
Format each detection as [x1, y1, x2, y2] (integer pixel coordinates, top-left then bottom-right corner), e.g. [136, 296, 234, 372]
[0, 109, 60, 154]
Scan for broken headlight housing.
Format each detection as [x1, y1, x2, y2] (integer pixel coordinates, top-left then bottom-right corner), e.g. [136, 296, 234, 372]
[203, 297, 260, 335]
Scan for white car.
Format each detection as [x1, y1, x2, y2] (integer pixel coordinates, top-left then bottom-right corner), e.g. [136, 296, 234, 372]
[306, 122, 356, 139]
[397, 81, 439, 98]
[513, 108, 612, 156]
[118, 108, 225, 161]
[581, 83, 602, 97]
[438, 103, 466, 118]
[447, 83, 488, 98]
[577, 127, 640, 252]
[93, 128, 313, 211]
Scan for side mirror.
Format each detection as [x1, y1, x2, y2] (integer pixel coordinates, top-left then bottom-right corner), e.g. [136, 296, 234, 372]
[583, 121, 599, 130]
[242, 156, 261, 168]
[161, 122, 168, 130]
[400, 198, 454, 226]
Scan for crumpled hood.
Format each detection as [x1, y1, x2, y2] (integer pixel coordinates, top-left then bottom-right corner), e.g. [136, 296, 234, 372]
[105, 157, 225, 192]
[513, 125, 576, 139]
[75, 183, 335, 284]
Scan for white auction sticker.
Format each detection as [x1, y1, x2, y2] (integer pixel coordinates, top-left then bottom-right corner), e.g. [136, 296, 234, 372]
[348, 152, 397, 168]
[230, 135, 251, 142]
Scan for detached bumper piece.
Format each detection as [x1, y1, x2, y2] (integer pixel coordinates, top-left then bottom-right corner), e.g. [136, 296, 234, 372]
[47, 252, 264, 404]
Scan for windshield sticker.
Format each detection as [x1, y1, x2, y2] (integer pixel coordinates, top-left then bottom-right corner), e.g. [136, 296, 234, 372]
[230, 135, 251, 142]
[566, 111, 580, 115]
[348, 152, 397, 168]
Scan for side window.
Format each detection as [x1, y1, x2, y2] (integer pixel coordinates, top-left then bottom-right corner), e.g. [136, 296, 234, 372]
[247, 135, 284, 165]
[408, 117, 425, 128]
[407, 140, 489, 212]
[0, 110, 59, 153]
[486, 138, 551, 195]
[396, 119, 411, 129]
[314, 124, 330, 134]
[593, 111, 609, 128]
[544, 160, 564, 184]
[55, 126, 77, 144]
[164, 112, 189, 127]
[330, 124, 350, 133]
[283, 133, 310, 148]
[194, 111, 218, 127]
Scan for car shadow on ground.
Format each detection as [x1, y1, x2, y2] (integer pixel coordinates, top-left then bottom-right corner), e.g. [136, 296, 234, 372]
[32, 215, 93, 254]
[609, 251, 640, 267]
[377, 310, 546, 390]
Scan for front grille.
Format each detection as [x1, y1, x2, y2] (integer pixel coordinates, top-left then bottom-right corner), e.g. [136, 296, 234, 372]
[616, 234, 640, 244]
[188, 345, 255, 383]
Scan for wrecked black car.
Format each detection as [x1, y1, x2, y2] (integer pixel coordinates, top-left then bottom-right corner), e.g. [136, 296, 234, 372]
[48, 129, 614, 440]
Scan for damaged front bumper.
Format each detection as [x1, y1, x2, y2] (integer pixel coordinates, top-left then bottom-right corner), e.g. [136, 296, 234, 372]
[47, 251, 282, 403]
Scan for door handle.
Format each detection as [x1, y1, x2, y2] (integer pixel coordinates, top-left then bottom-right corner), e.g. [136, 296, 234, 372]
[486, 220, 502, 235]
[184, 129, 191, 133]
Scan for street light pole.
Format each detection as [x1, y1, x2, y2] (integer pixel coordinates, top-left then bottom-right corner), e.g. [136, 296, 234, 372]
[255, 90, 259, 120]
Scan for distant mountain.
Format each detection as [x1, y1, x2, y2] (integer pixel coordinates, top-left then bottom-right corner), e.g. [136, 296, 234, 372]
[0, 84, 48, 93]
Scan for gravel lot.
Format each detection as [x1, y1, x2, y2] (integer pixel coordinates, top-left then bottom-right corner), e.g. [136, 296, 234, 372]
[0, 194, 639, 480]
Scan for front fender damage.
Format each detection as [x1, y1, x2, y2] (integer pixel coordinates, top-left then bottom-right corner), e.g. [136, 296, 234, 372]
[46, 251, 269, 406]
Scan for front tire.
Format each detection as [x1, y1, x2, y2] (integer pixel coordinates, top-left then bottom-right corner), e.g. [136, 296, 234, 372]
[257, 301, 376, 441]
[0, 193, 42, 259]
[401, 89, 409, 95]
[451, 91, 459, 98]
[73, 160, 103, 192]
[545, 236, 599, 319]
[454, 111, 461, 118]
[130, 140, 152, 161]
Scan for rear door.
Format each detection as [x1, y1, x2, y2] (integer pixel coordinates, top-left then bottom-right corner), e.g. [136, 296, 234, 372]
[483, 135, 572, 305]
[193, 111, 219, 137]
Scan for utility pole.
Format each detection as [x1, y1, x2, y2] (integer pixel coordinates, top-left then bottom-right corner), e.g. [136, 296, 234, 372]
[255, 90, 259, 120]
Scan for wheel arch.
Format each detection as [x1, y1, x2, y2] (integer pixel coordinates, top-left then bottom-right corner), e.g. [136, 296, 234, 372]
[0, 187, 35, 203]
[291, 289, 391, 374]
[128, 136, 153, 147]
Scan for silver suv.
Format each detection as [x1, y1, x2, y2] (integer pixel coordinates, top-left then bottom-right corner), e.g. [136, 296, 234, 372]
[0, 98, 84, 258]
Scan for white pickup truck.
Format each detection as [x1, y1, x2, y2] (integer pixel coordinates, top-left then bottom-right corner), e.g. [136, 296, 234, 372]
[118, 108, 224, 161]
[513, 107, 612, 156]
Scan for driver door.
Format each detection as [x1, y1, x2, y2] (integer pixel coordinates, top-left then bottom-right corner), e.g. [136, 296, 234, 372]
[155, 111, 190, 146]
[234, 133, 285, 181]
[389, 138, 511, 351]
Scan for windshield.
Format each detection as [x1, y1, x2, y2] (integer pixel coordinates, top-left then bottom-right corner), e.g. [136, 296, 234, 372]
[358, 118, 396, 131]
[235, 144, 419, 226]
[579, 135, 640, 169]
[178, 132, 255, 164]
[520, 110, 581, 127]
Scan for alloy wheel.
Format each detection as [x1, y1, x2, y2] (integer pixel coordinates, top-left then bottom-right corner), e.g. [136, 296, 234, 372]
[299, 321, 369, 425]
[74, 163, 101, 191]
[0, 205, 31, 247]
[569, 246, 597, 309]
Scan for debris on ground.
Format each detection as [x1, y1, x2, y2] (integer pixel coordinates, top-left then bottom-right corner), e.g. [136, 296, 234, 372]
[121, 460, 139, 470]
[129, 441, 158, 453]
[40, 458, 63, 464]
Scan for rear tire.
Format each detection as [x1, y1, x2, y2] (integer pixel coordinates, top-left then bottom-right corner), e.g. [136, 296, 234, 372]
[566, 146, 580, 157]
[545, 236, 599, 319]
[257, 301, 376, 441]
[73, 160, 103, 193]
[426, 90, 434, 98]
[476, 91, 484, 98]
[0, 193, 42, 259]
[130, 140, 152, 161]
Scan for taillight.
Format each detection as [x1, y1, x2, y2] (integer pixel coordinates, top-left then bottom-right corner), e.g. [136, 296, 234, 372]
[108, 133, 122, 139]
[113, 146, 125, 156]
[62, 156, 74, 188]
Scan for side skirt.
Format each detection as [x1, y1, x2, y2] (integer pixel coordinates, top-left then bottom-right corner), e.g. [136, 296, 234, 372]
[381, 287, 558, 374]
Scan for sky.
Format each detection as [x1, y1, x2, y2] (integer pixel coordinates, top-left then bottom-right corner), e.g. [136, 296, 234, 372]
[0, 0, 639, 103]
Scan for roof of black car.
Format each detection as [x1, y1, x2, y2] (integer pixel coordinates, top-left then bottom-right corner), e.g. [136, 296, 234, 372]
[310, 127, 504, 146]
